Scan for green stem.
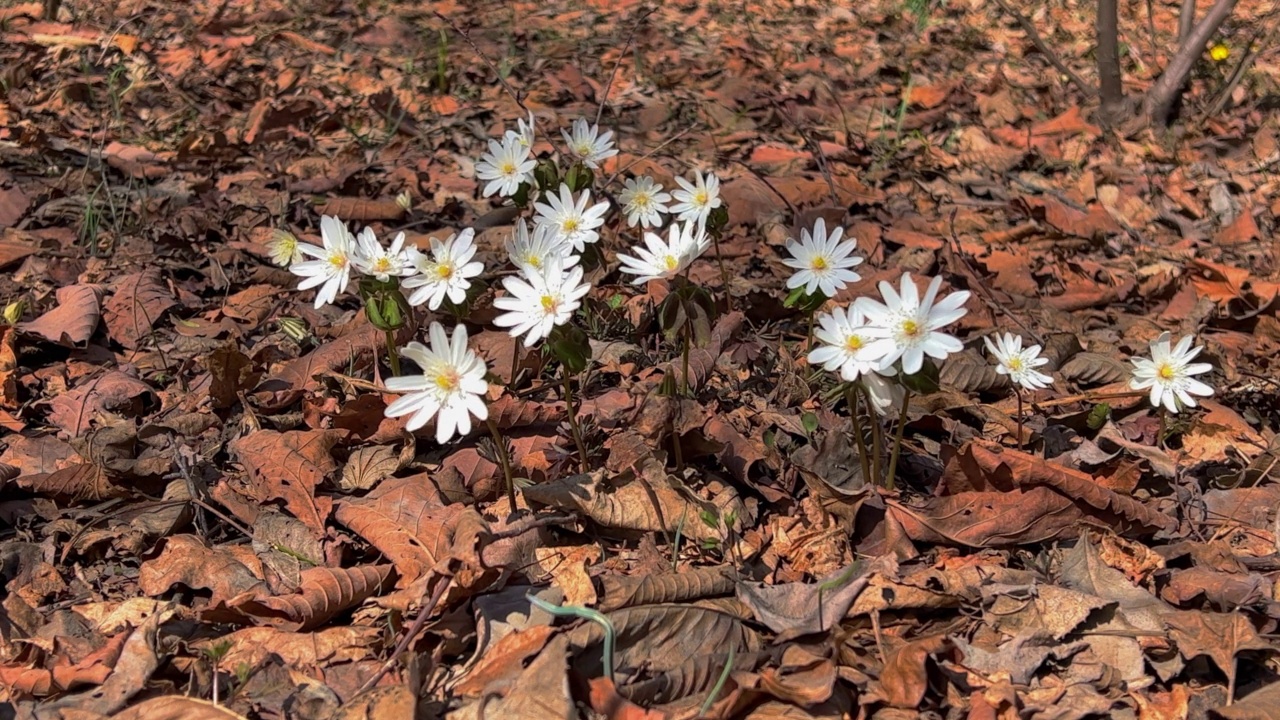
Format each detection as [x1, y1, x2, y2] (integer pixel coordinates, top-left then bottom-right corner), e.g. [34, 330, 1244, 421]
[871, 405, 884, 487]
[509, 343, 521, 390]
[806, 308, 816, 348]
[681, 323, 692, 398]
[699, 644, 736, 717]
[527, 593, 614, 683]
[385, 330, 401, 377]
[487, 417, 517, 514]
[563, 369, 589, 474]
[885, 390, 913, 491]
[845, 383, 872, 485]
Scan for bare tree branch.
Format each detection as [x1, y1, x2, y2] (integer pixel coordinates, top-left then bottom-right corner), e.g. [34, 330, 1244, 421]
[1144, 0, 1240, 123]
[992, 0, 1095, 98]
[1179, 0, 1198, 42]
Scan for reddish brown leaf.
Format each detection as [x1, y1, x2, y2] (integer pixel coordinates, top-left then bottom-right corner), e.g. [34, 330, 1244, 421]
[18, 284, 102, 346]
[229, 430, 342, 532]
[47, 371, 156, 437]
[333, 474, 464, 586]
[103, 268, 178, 350]
[232, 564, 395, 631]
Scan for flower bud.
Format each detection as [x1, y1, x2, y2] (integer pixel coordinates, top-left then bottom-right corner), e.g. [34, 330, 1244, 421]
[395, 190, 413, 212]
[2, 300, 24, 325]
[564, 162, 594, 193]
[534, 159, 560, 192]
[278, 317, 310, 343]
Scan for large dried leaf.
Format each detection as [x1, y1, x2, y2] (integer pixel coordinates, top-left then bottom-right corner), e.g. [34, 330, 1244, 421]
[46, 370, 156, 437]
[566, 603, 762, 683]
[267, 322, 382, 397]
[1059, 351, 1128, 386]
[333, 474, 463, 585]
[16, 463, 126, 503]
[966, 442, 1176, 533]
[339, 444, 403, 491]
[108, 696, 249, 720]
[103, 268, 178, 350]
[232, 564, 395, 631]
[522, 468, 737, 542]
[138, 535, 263, 609]
[317, 196, 406, 220]
[737, 560, 880, 641]
[18, 284, 103, 347]
[36, 606, 172, 715]
[229, 430, 341, 532]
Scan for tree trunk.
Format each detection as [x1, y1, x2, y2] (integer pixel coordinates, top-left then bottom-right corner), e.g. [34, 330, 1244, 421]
[1096, 0, 1128, 123]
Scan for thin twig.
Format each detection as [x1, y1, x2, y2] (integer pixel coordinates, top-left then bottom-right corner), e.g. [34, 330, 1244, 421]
[1143, 0, 1240, 123]
[596, 6, 658, 126]
[1205, 20, 1279, 118]
[991, 0, 1095, 98]
[355, 574, 453, 696]
[602, 123, 698, 188]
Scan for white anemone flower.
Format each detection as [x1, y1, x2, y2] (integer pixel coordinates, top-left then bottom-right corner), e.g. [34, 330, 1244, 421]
[617, 221, 706, 284]
[352, 228, 414, 282]
[493, 258, 592, 347]
[782, 218, 863, 298]
[475, 135, 536, 198]
[533, 184, 609, 252]
[562, 117, 618, 169]
[267, 229, 303, 267]
[403, 229, 485, 310]
[983, 332, 1053, 391]
[861, 371, 904, 417]
[290, 215, 358, 308]
[505, 111, 536, 151]
[384, 322, 489, 444]
[506, 219, 578, 273]
[858, 273, 971, 375]
[618, 176, 672, 229]
[670, 170, 722, 227]
[1129, 332, 1214, 413]
[808, 304, 888, 381]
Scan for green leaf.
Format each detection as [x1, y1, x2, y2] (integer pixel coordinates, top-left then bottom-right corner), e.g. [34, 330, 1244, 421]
[1086, 402, 1112, 430]
[898, 359, 940, 394]
[802, 412, 819, 436]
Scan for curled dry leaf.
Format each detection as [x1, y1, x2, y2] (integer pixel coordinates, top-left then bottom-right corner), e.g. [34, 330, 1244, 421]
[231, 564, 396, 631]
[17, 283, 103, 347]
[103, 268, 178, 350]
[1058, 351, 1129, 386]
[940, 349, 1009, 393]
[339, 443, 404, 491]
[17, 463, 126, 503]
[317, 196, 406, 221]
[138, 535, 264, 610]
[107, 696, 250, 720]
[36, 605, 173, 715]
[598, 565, 736, 613]
[0, 626, 126, 697]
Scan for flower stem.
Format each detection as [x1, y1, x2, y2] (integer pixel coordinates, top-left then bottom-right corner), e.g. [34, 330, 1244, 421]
[681, 323, 692, 398]
[1015, 388, 1024, 451]
[384, 330, 401, 377]
[844, 383, 871, 485]
[885, 390, 913, 491]
[563, 369, 589, 473]
[871, 406, 884, 487]
[806, 308, 816, 348]
[508, 344, 521, 390]
[486, 417, 517, 514]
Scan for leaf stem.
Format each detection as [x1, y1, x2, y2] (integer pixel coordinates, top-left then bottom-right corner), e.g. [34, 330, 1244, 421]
[486, 417, 517, 514]
[1016, 388, 1024, 451]
[885, 390, 913, 491]
[711, 231, 732, 311]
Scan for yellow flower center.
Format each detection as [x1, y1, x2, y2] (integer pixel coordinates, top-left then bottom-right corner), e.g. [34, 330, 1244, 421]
[433, 368, 461, 392]
[563, 218, 580, 233]
[663, 255, 680, 271]
[524, 254, 542, 269]
[900, 319, 920, 337]
[540, 295, 559, 313]
[373, 256, 392, 272]
[1157, 363, 1176, 380]
[633, 194, 650, 209]
[575, 142, 593, 156]
[811, 257, 829, 271]
[435, 263, 455, 280]
[501, 161, 517, 175]
[845, 335, 863, 351]
[1008, 357, 1024, 372]
[694, 190, 709, 206]
[328, 253, 347, 269]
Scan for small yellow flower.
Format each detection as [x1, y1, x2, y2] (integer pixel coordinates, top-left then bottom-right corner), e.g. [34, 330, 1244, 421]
[1210, 44, 1230, 62]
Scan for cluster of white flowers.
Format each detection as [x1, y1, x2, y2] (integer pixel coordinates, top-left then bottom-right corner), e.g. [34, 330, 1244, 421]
[281, 215, 483, 312]
[807, 266, 971, 413]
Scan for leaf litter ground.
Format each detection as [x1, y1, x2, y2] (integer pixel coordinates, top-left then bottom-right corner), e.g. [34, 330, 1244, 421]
[2, 0, 1280, 718]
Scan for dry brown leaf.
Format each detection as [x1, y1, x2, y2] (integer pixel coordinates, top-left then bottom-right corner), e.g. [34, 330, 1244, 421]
[103, 269, 178, 350]
[229, 429, 342, 532]
[47, 371, 156, 437]
[333, 474, 464, 586]
[18, 284, 102, 346]
[232, 564, 395, 631]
